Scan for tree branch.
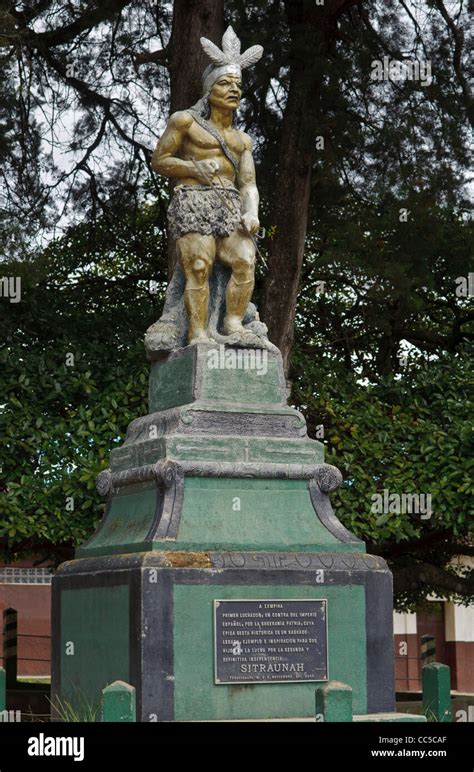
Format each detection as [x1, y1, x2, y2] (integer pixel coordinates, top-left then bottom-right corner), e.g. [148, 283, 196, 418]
[368, 527, 464, 559]
[124, 46, 169, 69]
[22, 0, 132, 49]
[394, 561, 474, 598]
[432, 0, 473, 127]
[39, 47, 152, 162]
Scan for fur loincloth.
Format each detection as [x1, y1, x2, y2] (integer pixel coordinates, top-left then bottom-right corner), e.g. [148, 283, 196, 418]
[168, 184, 242, 240]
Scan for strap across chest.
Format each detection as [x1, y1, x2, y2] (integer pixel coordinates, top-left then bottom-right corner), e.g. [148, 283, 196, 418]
[187, 109, 240, 178]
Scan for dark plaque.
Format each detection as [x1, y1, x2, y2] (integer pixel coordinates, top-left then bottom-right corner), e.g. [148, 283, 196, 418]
[214, 599, 328, 684]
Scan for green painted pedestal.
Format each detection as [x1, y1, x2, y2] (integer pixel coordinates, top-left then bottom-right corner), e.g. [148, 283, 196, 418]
[52, 344, 396, 720]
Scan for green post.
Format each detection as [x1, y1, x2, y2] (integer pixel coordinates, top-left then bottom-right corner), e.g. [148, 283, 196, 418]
[102, 680, 136, 722]
[315, 680, 353, 722]
[3, 608, 17, 689]
[422, 663, 452, 722]
[0, 667, 5, 711]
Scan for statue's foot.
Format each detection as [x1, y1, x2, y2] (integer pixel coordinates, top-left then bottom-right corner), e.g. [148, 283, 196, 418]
[223, 315, 245, 335]
[188, 330, 216, 345]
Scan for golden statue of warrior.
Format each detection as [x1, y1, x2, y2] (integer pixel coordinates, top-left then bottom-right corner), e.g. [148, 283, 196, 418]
[145, 26, 276, 356]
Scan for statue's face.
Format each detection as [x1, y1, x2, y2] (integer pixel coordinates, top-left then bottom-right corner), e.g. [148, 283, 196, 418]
[209, 74, 242, 110]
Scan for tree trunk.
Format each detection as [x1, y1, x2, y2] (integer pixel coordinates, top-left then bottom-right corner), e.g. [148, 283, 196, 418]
[260, 57, 321, 374]
[169, 0, 224, 113]
[261, 0, 358, 374]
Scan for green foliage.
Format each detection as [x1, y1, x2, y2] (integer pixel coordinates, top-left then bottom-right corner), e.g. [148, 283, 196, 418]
[0, 205, 164, 563]
[297, 197, 473, 379]
[0, 340, 148, 557]
[291, 346, 474, 607]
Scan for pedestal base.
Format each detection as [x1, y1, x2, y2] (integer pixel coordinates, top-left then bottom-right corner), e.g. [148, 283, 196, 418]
[52, 550, 395, 721]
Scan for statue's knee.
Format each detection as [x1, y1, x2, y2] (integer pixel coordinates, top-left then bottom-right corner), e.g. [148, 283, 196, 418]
[233, 253, 255, 282]
[187, 257, 209, 289]
[242, 243, 256, 269]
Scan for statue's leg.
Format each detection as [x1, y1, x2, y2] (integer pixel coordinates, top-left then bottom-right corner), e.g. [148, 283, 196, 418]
[176, 232, 216, 344]
[216, 229, 256, 334]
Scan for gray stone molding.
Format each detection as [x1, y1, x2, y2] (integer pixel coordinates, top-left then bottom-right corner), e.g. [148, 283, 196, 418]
[96, 460, 336, 496]
[55, 549, 389, 576]
[309, 466, 364, 544]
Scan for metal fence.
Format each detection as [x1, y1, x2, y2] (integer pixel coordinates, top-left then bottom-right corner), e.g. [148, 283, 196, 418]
[1, 609, 51, 680]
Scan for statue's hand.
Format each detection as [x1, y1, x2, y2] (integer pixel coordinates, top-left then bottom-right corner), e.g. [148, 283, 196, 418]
[190, 159, 219, 184]
[240, 212, 260, 236]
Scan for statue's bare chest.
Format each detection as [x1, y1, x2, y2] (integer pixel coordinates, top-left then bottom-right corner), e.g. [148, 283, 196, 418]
[184, 120, 244, 158]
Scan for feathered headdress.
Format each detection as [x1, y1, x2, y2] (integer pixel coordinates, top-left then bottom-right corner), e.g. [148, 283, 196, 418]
[200, 25, 263, 95]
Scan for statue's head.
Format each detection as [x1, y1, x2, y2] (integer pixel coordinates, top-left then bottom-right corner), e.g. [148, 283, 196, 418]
[208, 72, 242, 112]
[200, 25, 263, 105]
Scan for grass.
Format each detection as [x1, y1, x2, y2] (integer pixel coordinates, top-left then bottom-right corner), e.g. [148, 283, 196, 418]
[48, 688, 101, 722]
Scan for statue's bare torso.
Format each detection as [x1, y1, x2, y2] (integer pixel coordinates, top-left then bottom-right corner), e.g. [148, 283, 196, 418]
[178, 114, 248, 187]
[152, 109, 254, 190]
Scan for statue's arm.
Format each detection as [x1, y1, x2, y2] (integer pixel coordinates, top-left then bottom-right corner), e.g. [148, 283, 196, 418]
[151, 111, 195, 179]
[238, 135, 259, 234]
